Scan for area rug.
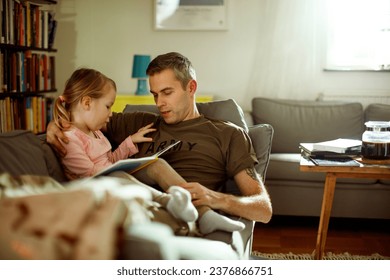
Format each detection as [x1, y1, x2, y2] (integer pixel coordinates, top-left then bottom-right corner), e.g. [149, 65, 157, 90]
[251, 251, 390, 260]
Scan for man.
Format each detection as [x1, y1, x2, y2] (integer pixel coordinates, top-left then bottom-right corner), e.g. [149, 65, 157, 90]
[47, 52, 272, 225]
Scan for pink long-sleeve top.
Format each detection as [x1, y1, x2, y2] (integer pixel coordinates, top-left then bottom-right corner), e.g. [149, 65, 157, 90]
[60, 126, 138, 180]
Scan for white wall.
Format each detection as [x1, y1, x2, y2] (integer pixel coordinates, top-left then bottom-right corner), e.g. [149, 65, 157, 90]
[54, 0, 390, 111]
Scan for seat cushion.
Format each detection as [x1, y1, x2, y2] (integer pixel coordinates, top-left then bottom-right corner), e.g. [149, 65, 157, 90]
[252, 98, 364, 153]
[267, 153, 377, 184]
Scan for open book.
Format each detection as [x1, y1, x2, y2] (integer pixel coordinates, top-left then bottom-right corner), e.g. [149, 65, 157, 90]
[93, 141, 181, 177]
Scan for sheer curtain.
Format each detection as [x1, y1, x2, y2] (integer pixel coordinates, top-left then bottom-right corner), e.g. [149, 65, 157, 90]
[245, 0, 325, 107]
[325, 0, 390, 71]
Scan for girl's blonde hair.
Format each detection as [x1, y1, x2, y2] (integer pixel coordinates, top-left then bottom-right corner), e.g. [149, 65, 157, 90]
[53, 68, 116, 129]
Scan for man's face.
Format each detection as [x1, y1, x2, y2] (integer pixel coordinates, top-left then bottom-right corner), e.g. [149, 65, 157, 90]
[149, 69, 196, 124]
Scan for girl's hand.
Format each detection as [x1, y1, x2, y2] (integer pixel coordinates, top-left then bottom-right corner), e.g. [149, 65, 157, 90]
[131, 123, 156, 143]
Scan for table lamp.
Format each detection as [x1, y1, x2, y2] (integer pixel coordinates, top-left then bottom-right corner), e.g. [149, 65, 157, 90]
[132, 54, 151, 95]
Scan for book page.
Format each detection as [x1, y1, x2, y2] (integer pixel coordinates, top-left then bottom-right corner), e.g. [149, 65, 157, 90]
[93, 140, 181, 177]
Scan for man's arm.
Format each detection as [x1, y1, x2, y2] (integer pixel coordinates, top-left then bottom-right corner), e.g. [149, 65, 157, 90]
[181, 167, 272, 223]
[46, 121, 70, 157]
[229, 167, 272, 223]
[46, 111, 122, 156]
[47, 112, 157, 157]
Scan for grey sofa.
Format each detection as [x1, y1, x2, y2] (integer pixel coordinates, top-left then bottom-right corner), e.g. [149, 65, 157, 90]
[250, 97, 390, 219]
[0, 98, 274, 260]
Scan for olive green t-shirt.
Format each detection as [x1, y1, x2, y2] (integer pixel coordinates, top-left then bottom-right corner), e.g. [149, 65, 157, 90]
[106, 112, 258, 190]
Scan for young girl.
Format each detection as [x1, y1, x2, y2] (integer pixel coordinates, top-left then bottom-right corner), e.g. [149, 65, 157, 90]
[53, 68, 244, 234]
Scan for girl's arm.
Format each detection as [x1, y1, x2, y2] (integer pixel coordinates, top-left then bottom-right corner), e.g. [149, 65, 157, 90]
[108, 123, 156, 162]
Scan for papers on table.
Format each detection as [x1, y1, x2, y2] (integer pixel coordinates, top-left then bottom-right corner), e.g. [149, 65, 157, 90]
[310, 138, 362, 154]
[299, 138, 362, 166]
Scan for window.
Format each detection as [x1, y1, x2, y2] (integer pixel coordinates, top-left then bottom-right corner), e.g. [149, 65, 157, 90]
[326, 0, 390, 70]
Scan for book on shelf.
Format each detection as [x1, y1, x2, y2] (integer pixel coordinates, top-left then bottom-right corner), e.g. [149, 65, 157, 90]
[0, 96, 54, 133]
[93, 141, 181, 177]
[1, 0, 55, 48]
[48, 12, 57, 49]
[300, 138, 362, 155]
[1, 50, 55, 93]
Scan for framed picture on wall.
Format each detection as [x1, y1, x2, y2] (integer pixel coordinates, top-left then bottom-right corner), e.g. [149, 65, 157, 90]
[154, 0, 228, 31]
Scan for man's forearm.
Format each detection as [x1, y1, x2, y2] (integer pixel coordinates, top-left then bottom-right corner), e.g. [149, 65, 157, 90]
[217, 192, 272, 223]
[223, 168, 272, 223]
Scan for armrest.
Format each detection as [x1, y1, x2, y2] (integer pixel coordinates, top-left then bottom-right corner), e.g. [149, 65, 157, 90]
[248, 124, 274, 180]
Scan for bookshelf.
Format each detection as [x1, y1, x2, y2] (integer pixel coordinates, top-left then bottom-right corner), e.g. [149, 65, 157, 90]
[0, 0, 57, 134]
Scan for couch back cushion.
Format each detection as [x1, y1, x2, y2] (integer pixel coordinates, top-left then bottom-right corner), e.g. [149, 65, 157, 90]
[252, 98, 364, 153]
[124, 98, 249, 131]
[0, 130, 50, 176]
[37, 135, 68, 182]
[365, 103, 390, 121]
[0, 130, 67, 182]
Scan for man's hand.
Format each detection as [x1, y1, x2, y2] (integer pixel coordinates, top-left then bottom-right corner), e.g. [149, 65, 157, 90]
[46, 121, 69, 157]
[180, 182, 224, 209]
[131, 123, 156, 143]
[181, 168, 273, 223]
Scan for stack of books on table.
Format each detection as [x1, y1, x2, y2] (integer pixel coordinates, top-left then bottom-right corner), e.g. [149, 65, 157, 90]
[300, 138, 362, 166]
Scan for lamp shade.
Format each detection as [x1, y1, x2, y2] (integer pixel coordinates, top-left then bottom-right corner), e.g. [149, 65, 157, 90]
[132, 54, 151, 78]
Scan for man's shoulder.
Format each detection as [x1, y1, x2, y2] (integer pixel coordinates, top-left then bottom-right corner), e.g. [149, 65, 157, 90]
[203, 116, 245, 131]
[106, 112, 161, 144]
[113, 111, 158, 118]
[111, 111, 160, 124]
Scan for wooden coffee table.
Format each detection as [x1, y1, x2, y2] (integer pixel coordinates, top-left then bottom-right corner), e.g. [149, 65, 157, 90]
[300, 157, 390, 259]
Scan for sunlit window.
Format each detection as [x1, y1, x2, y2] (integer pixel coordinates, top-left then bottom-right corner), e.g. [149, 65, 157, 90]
[326, 0, 390, 70]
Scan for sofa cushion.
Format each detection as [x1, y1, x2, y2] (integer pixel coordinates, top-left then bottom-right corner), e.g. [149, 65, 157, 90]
[197, 99, 249, 131]
[267, 153, 377, 184]
[252, 98, 364, 153]
[124, 98, 248, 131]
[37, 135, 68, 183]
[267, 153, 325, 182]
[0, 130, 50, 177]
[365, 103, 390, 121]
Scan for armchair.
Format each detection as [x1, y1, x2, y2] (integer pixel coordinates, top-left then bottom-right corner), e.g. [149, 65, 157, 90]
[123, 98, 274, 259]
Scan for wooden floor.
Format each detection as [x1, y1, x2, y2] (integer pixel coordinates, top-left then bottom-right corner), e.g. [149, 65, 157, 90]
[252, 215, 390, 256]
